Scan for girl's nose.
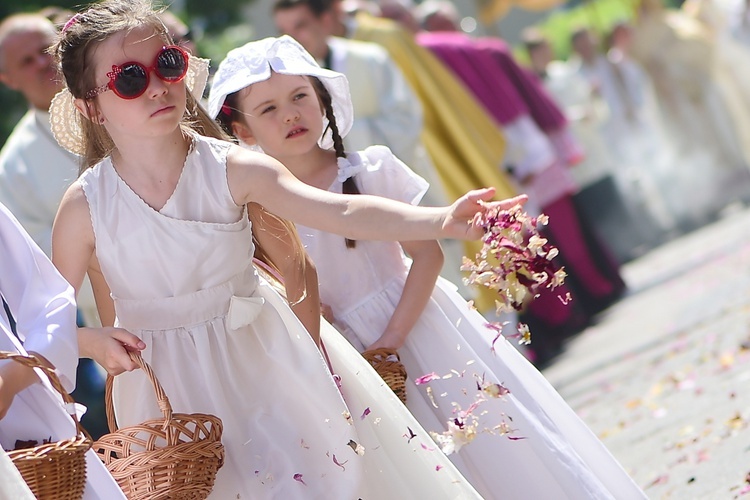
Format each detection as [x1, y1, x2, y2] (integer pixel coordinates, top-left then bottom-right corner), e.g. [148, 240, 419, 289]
[147, 72, 169, 99]
[284, 107, 300, 123]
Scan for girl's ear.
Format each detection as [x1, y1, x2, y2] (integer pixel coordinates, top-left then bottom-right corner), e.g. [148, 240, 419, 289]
[74, 98, 103, 123]
[232, 120, 256, 145]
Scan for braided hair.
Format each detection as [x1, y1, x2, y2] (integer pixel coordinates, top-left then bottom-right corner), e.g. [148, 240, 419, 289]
[310, 77, 359, 248]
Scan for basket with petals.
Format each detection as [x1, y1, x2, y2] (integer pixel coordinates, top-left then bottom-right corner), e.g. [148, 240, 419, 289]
[361, 348, 408, 404]
[93, 352, 224, 500]
[2, 351, 92, 500]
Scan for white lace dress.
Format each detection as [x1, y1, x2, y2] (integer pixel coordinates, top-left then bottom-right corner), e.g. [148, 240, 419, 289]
[296, 145, 646, 499]
[79, 133, 479, 499]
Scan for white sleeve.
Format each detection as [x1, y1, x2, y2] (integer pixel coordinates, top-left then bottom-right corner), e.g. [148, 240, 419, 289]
[356, 146, 430, 206]
[0, 202, 78, 391]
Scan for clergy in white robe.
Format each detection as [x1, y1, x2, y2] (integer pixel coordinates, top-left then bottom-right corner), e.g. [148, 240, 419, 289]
[0, 201, 125, 499]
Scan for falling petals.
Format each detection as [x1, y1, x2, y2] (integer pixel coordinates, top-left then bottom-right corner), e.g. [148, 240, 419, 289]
[330, 453, 347, 471]
[347, 439, 365, 456]
[426, 386, 439, 408]
[415, 372, 440, 385]
[403, 427, 417, 443]
[462, 204, 568, 322]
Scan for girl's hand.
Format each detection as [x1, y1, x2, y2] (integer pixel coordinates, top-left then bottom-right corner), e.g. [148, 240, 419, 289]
[443, 190, 529, 240]
[368, 331, 408, 351]
[0, 378, 17, 421]
[0, 359, 40, 420]
[79, 327, 145, 376]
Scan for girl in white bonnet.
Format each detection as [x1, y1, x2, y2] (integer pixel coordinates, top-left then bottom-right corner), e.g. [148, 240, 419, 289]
[210, 34, 645, 499]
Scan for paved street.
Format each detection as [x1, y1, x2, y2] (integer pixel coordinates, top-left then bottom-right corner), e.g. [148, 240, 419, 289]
[543, 204, 750, 499]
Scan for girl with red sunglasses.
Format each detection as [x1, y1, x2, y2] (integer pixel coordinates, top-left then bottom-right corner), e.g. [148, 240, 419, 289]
[48, 0, 525, 498]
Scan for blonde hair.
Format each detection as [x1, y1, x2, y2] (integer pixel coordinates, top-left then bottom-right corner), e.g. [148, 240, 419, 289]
[52, 0, 228, 172]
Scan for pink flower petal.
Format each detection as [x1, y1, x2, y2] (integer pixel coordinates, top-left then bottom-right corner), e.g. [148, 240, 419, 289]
[415, 372, 440, 385]
[331, 453, 348, 471]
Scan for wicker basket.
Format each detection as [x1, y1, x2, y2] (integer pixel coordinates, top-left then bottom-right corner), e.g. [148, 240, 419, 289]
[93, 352, 225, 500]
[1, 351, 92, 500]
[361, 348, 408, 404]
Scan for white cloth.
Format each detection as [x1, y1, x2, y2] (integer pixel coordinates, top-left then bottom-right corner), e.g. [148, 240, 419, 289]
[501, 114, 557, 182]
[543, 61, 616, 187]
[328, 37, 422, 168]
[296, 146, 646, 499]
[0, 448, 34, 499]
[78, 133, 480, 499]
[0, 202, 78, 389]
[570, 56, 677, 231]
[0, 203, 124, 499]
[0, 108, 98, 325]
[631, 12, 750, 225]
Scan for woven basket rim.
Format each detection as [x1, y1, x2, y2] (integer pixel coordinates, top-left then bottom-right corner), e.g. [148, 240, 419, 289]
[7, 434, 91, 456]
[0, 351, 92, 500]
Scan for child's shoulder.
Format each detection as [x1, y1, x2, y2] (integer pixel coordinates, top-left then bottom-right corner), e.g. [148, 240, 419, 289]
[190, 132, 234, 163]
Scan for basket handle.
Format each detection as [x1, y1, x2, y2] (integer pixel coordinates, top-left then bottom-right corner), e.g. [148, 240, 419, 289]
[105, 351, 174, 435]
[0, 350, 91, 441]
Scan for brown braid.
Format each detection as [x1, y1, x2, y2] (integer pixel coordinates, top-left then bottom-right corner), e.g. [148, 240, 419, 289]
[215, 92, 241, 143]
[311, 77, 359, 248]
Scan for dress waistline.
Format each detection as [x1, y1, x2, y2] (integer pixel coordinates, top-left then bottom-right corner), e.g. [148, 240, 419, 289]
[113, 267, 264, 331]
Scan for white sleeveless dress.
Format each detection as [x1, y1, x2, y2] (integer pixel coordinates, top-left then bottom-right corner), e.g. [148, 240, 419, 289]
[296, 146, 646, 499]
[79, 134, 480, 499]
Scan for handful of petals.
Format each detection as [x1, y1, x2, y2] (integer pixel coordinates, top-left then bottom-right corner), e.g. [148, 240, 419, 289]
[461, 204, 568, 345]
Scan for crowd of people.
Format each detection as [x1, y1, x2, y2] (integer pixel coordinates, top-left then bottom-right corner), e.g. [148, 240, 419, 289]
[0, 0, 748, 497]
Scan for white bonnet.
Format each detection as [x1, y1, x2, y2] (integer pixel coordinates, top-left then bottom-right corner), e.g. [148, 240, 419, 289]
[207, 35, 354, 149]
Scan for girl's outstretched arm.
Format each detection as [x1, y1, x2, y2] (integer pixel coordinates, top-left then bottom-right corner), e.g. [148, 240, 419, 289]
[52, 183, 145, 376]
[367, 239, 444, 351]
[227, 147, 527, 242]
[248, 203, 322, 346]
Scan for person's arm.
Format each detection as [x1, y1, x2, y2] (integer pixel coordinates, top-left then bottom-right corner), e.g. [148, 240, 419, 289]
[367, 239, 443, 351]
[248, 203, 322, 346]
[52, 182, 144, 376]
[227, 147, 527, 242]
[87, 255, 116, 327]
[0, 360, 41, 420]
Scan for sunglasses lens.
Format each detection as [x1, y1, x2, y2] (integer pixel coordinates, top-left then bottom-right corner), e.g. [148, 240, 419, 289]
[156, 47, 188, 81]
[113, 63, 148, 98]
